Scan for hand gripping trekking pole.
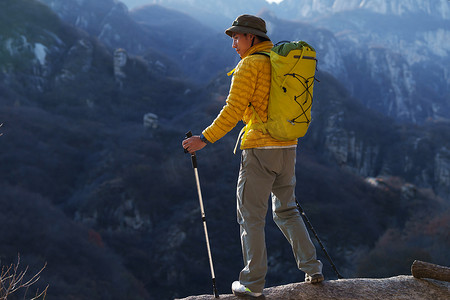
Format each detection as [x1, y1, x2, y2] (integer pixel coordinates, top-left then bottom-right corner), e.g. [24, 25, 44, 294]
[185, 131, 220, 298]
[295, 198, 344, 279]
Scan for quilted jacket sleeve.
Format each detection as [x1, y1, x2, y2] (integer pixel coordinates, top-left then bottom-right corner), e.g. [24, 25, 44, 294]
[202, 58, 257, 143]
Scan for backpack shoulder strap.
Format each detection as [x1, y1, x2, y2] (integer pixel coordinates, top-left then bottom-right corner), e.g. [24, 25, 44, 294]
[251, 52, 270, 58]
[233, 103, 267, 154]
[232, 52, 271, 154]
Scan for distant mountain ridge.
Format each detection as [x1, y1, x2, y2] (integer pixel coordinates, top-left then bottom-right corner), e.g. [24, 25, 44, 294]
[121, 0, 450, 25]
[37, 0, 158, 54]
[120, 0, 450, 124]
[276, 0, 450, 20]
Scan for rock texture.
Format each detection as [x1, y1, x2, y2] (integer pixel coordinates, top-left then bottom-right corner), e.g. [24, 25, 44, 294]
[176, 276, 450, 300]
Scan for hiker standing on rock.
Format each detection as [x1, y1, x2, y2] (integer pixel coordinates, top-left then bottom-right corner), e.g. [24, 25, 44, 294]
[182, 14, 323, 298]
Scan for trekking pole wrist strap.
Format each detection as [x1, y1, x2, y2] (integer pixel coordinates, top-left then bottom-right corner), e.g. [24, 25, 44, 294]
[200, 134, 209, 144]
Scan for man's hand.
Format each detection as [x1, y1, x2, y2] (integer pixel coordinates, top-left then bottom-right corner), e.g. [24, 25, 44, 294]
[182, 135, 206, 154]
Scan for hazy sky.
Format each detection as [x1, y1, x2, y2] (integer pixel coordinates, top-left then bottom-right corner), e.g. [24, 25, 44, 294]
[122, 0, 284, 9]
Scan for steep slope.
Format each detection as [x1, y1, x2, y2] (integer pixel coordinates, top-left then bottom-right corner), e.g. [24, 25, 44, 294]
[37, 0, 236, 81]
[290, 1, 450, 123]
[0, 184, 150, 299]
[37, 0, 157, 54]
[130, 4, 233, 81]
[0, 1, 200, 299]
[269, 0, 450, 123]
[0, 0, 78, 95]
[124, 0, 269, 28]
[311, 10, 450, 123]
[119, 0, 450, 123]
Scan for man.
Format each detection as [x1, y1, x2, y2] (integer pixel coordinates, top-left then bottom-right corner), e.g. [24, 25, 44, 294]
[182, 14, 323, 298]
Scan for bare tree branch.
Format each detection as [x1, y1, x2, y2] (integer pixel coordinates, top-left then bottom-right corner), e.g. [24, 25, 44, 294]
[0, 254, 47, 300]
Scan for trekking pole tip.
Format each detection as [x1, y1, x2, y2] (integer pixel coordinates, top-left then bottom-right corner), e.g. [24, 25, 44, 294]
[212, 278, 219, 298]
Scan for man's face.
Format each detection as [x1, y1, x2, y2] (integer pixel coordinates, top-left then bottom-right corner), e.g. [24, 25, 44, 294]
[232, 32, 254, 58]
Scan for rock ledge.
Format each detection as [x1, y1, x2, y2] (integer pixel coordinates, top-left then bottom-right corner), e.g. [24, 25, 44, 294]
[176, 275, 450, 300]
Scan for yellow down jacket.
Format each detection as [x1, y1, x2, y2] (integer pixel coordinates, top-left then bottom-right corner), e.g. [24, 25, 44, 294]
[202, 41, 297, 150]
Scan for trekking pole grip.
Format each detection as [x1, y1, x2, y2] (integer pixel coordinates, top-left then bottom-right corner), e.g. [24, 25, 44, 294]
[185, 131, 198, 168]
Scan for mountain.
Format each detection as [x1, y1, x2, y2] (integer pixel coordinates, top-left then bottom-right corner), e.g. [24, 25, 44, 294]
[36, 0, 237, 81]
[309, 8, 450, 123]
[120, 0, 450, 197]
[124, 0, 271, 29]
[0, 0, 200, 298]
[129, 4, 235, 81]
[276, 0, 450, 20]
[120, 0, 450, 123]
[37, 0, 159, 54]
[1, 0, 449, 299]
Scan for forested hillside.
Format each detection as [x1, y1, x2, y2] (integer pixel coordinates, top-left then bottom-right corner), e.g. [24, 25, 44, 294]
[0, 0, 449, 299]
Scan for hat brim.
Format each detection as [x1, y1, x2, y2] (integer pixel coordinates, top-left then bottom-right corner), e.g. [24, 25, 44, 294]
[225, 25, 270, 40]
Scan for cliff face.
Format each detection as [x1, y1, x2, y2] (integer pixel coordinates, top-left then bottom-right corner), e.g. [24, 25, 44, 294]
[1, 1, 68, 95]
[37, 0, 157, 54]
[320, 12, 450, 124]
[273, 0, 450, 124]
[293, 1, 450, 124]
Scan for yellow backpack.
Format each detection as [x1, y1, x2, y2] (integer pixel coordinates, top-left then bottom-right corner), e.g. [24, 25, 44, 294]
[234, 41, 318, 153]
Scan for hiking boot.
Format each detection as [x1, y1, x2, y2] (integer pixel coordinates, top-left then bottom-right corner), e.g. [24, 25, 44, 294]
[232, 281, 263, 298]
[305, 273, 324, 284]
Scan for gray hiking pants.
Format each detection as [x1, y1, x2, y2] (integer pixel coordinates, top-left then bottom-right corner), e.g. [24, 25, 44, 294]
[237, 148, 322, 292]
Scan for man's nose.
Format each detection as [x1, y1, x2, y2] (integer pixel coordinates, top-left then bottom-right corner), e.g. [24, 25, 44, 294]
[232, 39, 237, 48]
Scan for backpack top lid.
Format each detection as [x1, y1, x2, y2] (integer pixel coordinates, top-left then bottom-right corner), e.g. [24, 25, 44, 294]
[272, 41, 316, 57]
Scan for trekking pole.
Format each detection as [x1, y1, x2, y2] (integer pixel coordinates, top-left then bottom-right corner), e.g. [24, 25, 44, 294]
[295, 198, 344, 279]
[185, 131, 220, 298]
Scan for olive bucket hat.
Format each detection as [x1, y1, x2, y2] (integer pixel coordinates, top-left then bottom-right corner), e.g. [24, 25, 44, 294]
[225, 14, 270, 40]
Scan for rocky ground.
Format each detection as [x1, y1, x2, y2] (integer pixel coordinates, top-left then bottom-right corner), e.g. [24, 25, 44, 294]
[176, 275, 450, 300]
